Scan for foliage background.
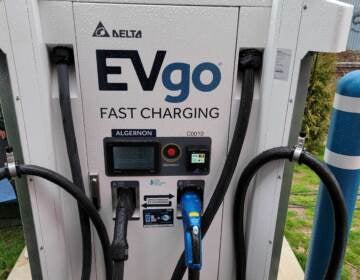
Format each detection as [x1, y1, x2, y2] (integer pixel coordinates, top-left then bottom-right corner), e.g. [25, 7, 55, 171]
[301, 53, 337, 154]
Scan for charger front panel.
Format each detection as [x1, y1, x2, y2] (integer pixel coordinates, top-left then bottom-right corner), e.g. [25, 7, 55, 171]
[74, 3, 239, 279]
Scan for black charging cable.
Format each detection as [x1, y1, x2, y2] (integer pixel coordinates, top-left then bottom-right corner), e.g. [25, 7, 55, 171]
[233, 147, 348, 280]
[0, 164, 112, 280]
[171, 49, 262, 280]
[111, 188, 135, 280]
[189, 269, 200, 280]
[51, 47, 93, 280]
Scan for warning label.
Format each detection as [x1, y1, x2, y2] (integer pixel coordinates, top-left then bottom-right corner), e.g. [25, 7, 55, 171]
[274, 49, 292, 81]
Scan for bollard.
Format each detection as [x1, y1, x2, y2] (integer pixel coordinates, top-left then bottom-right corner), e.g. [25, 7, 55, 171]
[305, 70, 360, 279]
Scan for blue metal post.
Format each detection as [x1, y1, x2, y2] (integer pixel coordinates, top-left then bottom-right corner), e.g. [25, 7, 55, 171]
[305, 70, 360, 279]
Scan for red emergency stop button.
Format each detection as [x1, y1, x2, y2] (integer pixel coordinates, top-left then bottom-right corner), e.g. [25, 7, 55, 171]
[167, 147, 177, 157]
[163, 144, 181, 161]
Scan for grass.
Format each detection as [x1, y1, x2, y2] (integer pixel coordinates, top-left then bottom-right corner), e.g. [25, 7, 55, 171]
[285, 162, 360, 279]
[0, 226, 25, 280]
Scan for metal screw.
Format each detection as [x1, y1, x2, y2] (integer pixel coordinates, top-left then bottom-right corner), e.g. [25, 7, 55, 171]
[303, 5, 307, 10]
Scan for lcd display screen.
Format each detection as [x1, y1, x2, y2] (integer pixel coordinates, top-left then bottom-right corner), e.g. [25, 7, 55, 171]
[191, 153, 206, 164]
[113, 146, 155, 170]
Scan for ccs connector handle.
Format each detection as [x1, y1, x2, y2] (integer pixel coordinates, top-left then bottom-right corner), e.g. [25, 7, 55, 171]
[180, 192, 202, 271]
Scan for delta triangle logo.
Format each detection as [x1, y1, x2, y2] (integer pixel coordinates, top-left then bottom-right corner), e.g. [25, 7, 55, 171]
[92, 22, 110, 37]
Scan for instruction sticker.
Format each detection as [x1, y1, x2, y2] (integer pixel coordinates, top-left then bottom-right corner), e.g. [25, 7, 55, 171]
[274, 49, 292, 81]
[143, 209, 174, 227]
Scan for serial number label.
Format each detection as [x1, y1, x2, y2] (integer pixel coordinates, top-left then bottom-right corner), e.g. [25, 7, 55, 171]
[186, 131, 205, 137]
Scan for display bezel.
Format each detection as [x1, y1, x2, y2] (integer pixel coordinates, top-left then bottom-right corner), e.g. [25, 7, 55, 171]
[104, 138, 160, 176]
[186, 146, 210, 174]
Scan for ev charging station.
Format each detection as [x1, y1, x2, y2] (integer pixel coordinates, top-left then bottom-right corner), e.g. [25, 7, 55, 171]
[0, 0, 354, 280]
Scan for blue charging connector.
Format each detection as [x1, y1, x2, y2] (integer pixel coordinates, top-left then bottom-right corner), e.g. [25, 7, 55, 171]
[180, 192, 202, 271]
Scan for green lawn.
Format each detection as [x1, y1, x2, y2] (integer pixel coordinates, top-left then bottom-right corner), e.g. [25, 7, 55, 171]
[285, 163, 360, 279]
[0, 226, 25, 280]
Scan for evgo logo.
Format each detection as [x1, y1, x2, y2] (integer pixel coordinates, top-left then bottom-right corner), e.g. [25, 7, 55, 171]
[96, 50, 221, 103]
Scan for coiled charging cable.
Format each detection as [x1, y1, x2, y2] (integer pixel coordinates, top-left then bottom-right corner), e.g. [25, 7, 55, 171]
[233, 144, 348, 280]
